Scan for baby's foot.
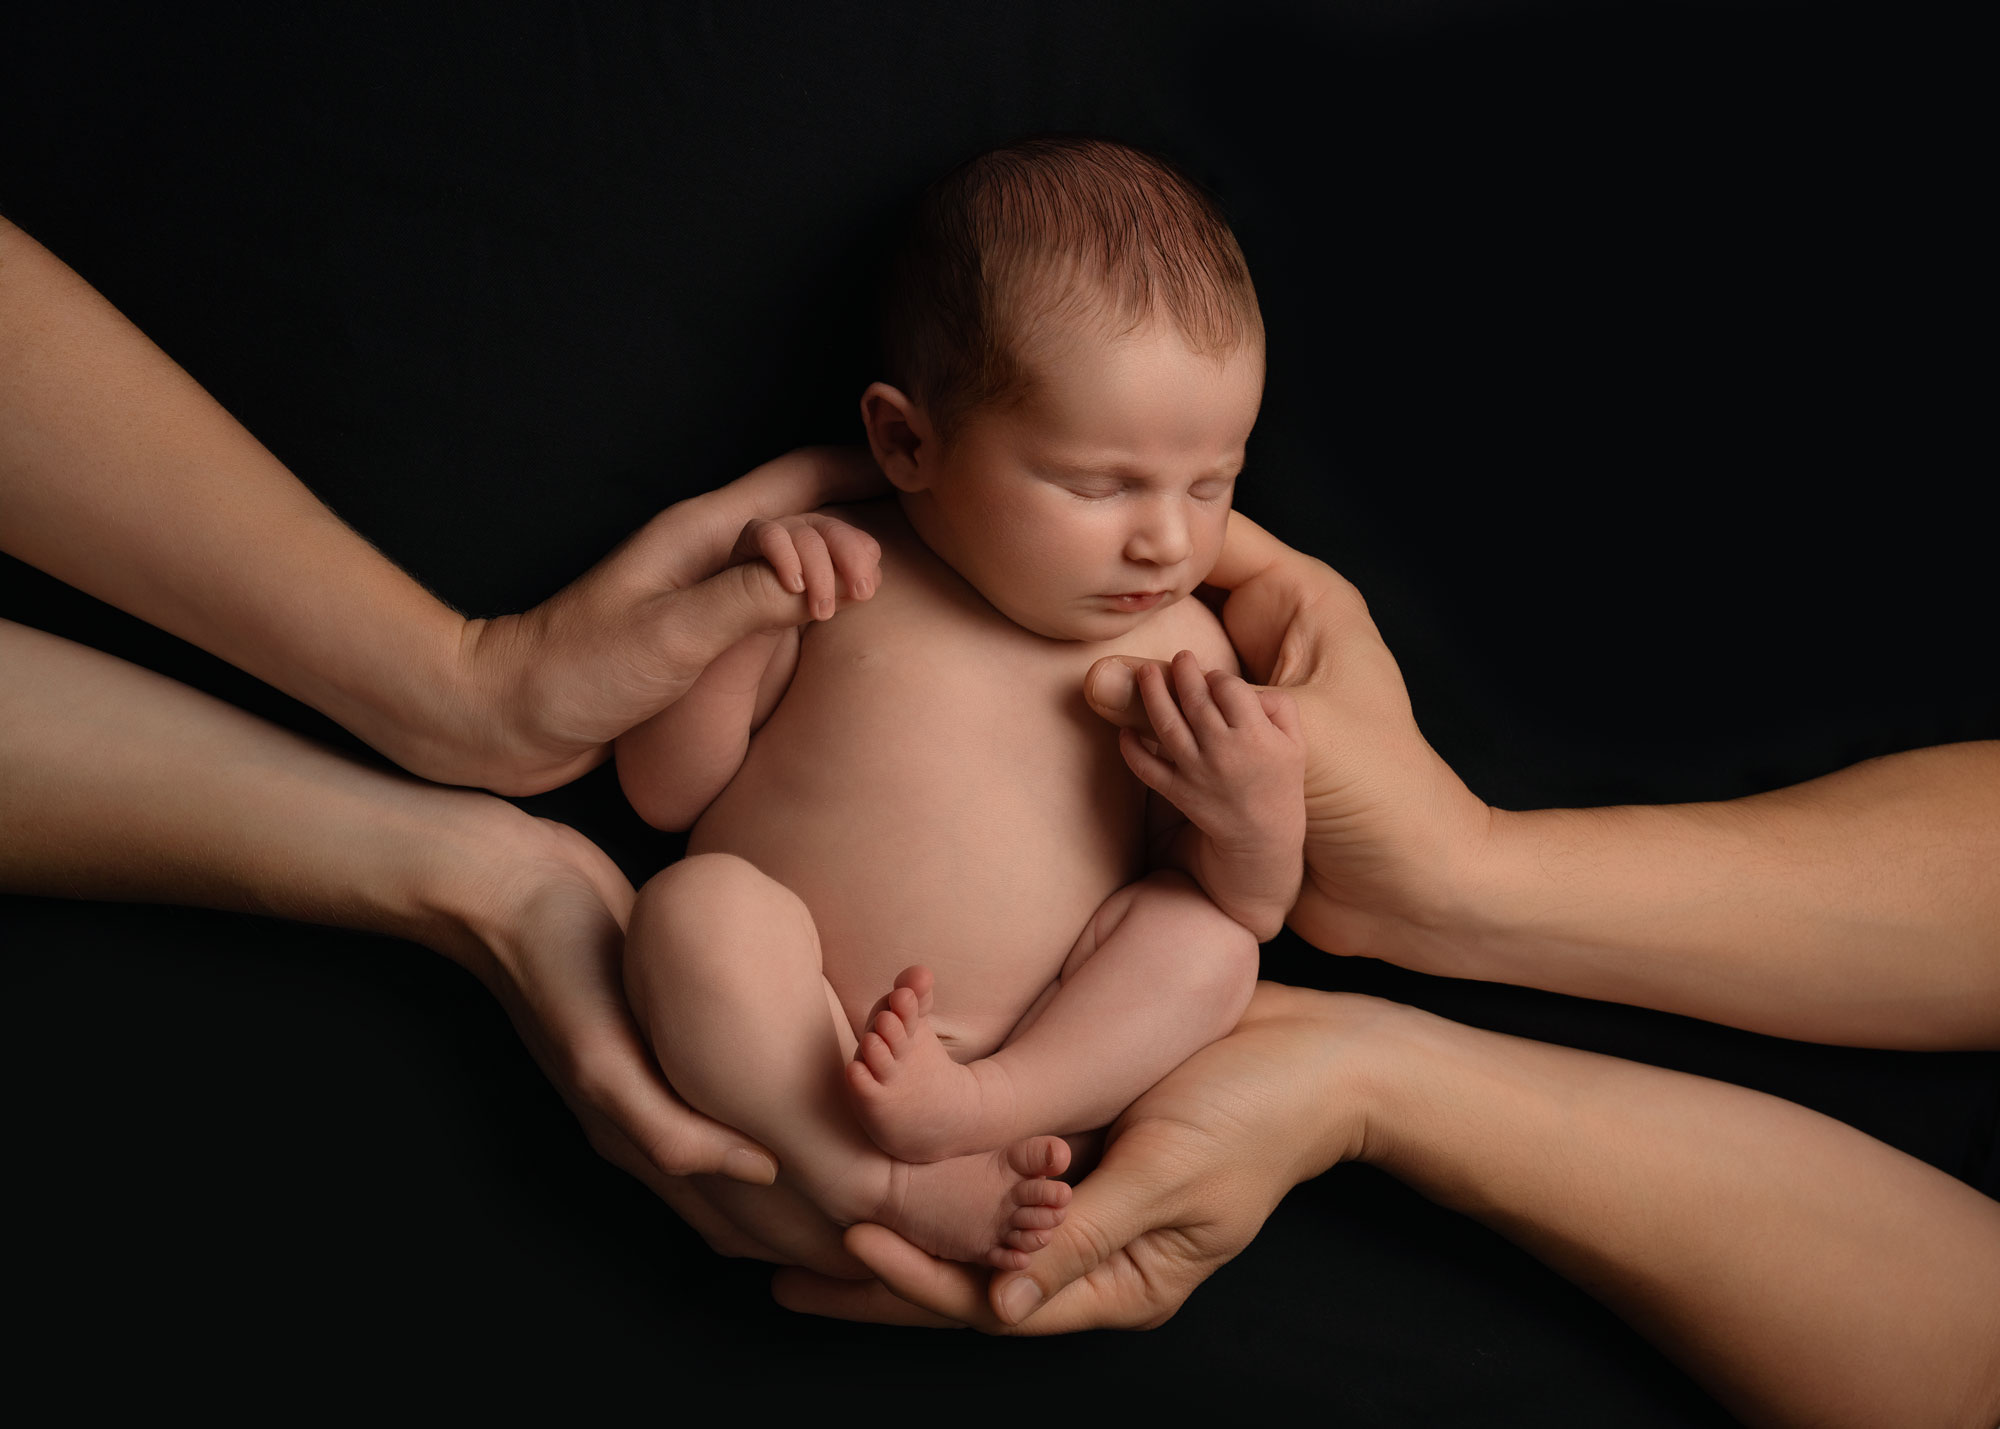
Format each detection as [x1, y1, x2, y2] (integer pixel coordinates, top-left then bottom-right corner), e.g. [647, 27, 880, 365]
[867, 1135, 1073, 1271]
[846, 966, 1019, 1161]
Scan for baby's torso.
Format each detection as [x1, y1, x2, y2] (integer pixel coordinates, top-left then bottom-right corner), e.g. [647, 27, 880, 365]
[690, 501, 1232, 1053]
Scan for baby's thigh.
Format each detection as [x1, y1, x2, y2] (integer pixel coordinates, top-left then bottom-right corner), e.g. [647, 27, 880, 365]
[626, 852, 855, 1055]
[1002, 870, 1257, 1047]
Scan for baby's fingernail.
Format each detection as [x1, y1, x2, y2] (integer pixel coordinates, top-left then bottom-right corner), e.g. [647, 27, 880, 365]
[787, 573, 805, 593]
[723, 1148, 777, 1185]
[997, 1278, 1043, 1323]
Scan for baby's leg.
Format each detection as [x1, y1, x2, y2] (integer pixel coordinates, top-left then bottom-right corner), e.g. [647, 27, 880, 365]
[625, 853, 1071, 1269]
[846, 870, 1259, 1162]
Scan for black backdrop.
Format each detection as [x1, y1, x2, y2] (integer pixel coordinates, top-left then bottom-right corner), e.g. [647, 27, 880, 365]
[5, 3, 1993, 1422]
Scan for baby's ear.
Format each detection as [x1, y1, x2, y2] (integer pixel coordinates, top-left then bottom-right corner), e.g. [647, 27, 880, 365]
[859, 382, 932, 493]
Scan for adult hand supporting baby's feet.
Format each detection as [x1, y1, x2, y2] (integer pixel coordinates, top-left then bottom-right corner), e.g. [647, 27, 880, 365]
[768, 982, 1388, 1330]
[1084, 511, 1492, 966]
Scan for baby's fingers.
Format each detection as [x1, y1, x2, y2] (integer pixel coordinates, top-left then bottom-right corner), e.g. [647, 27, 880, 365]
[786, 521, 839, 620]
[1135, 659, 1200, 765]
[1208, 668, 1269, 729]
[1170, 650, 1230, 741]
[807, 515, 881, 603]
[741, 518, 805, 595]
[1260, 685, 1302, 741]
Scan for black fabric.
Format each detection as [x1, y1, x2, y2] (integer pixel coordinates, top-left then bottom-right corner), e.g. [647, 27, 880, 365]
[4, 3, 1991, 1421]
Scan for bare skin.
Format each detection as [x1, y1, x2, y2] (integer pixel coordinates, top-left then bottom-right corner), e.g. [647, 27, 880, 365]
[1088, 513, 2000, 1049]
[0, 216, 891, 1201]
[0, 216, 883, 795]
[764, 515, 2000, 1426]
[618, 318, 1299, 1268]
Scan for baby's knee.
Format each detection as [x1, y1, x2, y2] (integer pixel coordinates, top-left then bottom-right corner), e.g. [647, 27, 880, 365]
[1130, 872, 1261, 1000]
[628, 853, 813, 988]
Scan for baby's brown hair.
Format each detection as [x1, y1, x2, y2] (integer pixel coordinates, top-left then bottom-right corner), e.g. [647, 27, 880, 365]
[880, 136, 1262, 445]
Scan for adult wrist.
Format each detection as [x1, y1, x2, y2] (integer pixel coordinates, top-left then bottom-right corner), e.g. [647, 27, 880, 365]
[1252, 986, 1414, 1184]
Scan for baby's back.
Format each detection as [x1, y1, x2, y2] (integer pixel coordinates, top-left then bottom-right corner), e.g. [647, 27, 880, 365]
[690, 501, 1230, 1056]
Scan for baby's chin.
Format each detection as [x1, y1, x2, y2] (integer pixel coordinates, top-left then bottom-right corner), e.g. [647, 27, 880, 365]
[994, 592, 1185, 645]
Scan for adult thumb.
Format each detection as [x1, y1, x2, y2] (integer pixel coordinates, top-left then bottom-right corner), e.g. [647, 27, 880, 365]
[988, 1164, 1164, 1329]
[647, 559, 809, 673]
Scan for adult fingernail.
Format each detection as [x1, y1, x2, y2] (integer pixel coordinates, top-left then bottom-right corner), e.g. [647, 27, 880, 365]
[997, 1278, 1043, 1323]
[1090, 662, 1136, 710]
[723, 1148, 777, 1185]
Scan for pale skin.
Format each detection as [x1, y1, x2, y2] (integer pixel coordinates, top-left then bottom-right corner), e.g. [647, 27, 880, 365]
[615, 315, 1304, 1270]
[0, 214, 885, 1197]
[766, 514, 2000, 1428]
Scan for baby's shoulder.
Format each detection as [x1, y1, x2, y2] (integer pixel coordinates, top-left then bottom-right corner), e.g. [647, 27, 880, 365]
[1129, 593, 1238, 674]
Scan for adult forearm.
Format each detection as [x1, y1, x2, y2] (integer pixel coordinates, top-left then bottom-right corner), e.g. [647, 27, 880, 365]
[0, 219, 885, 792]
[1398, 742, 2000, 1048]
[1357, 1000, 2000, 1428]
[0, 218, 490, 780]
[0, 617, 513, 960]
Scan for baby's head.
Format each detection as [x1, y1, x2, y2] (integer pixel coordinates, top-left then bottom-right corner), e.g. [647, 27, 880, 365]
[861, 136, 1265, 642]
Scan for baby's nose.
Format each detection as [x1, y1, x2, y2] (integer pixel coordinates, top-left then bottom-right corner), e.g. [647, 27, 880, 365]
[1127, 501, 1192, 565]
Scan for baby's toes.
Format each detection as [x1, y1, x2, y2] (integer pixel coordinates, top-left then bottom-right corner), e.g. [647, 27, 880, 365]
[1007, 1135, 1071, 1181]
[987, 1245, 1034, 1272]
[1004, 1226, 1052, 1254]
[1013, 1173, 1072, 1210]
[1009, 1202, 1066, 1232]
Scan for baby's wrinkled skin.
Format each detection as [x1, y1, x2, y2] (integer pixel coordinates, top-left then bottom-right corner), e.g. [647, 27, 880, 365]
[618, 319, 1299, 1269]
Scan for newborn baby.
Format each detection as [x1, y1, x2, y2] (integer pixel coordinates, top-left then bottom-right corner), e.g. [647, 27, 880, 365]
[617, 137, 1303, 1269]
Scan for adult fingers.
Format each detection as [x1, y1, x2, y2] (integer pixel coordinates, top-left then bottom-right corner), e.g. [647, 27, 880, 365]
[982, 1139, 1193, 1330]
[772, 1226, 978, 1327]
[623, 1152, 791, 1264]
[1205, 509, 1294, 591]
[566, 1025, 779, 1185]
[1083, 655, 1156, 732]
[650, 558, 809, 671]
[770, 1272, 967, 1328]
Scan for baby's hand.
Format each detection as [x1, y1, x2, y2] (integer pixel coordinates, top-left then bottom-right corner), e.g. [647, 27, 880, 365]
[1119, 650, 1306, 940]
[732, 513, 882, 624]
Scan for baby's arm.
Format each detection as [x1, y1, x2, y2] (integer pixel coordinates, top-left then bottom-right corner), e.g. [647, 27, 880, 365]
[1123, 650, 1305, 940]
[615, 513, 880, 830]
